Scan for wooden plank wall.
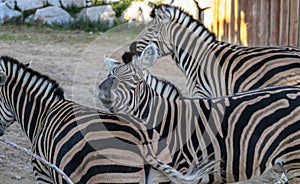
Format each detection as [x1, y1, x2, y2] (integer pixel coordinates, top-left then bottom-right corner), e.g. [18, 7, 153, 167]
[210, 0, 300, 46]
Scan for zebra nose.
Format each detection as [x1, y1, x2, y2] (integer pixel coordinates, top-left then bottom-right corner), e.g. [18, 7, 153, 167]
[99, 77, 117, 92]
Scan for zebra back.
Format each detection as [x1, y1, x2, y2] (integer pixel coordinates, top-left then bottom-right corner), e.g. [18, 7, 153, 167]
[130, 4, 300, 98]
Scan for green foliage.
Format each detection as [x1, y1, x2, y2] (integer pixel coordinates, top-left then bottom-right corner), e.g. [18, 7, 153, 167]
[51, 17, 128, 32]
[67, 17, 112, 32]
[147, 0, 163, 6]
[2, 16, 23, 25]
[92, 0, 105, 5]
[111, 0, 132, 17]
[2, 16, 128, 33]
[64, 3, 82, 17]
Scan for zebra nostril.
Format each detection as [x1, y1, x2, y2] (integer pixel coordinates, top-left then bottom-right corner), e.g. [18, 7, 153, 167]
[99, 77, 118, 92]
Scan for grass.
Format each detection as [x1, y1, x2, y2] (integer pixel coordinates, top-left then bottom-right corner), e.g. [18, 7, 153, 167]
[104, 21, 144, 35]
[0, 34, 34, 41]
[0, 22, 144, 45]
[64, 3, 83, 18]
[61, 18, 117, 32]
[1, 18, 129, 33]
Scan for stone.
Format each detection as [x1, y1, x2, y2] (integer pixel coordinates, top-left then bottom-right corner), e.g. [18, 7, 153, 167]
[61, 0, 86, 8]
[4, 0, 15, 9]
[16, 0, 46, 11]
[78, 5, 115, 23]
[121, 2, 151, 23]
[0, 3, 21, 24]
[34, 6, 74, 25]
[47, 0, 61, 7]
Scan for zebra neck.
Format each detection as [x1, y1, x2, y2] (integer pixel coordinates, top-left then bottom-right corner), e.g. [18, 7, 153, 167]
[134, 84, 156, 121]
[144, 71, 182, 100]
[139, 87, 221, 140]
[8, 72, 64, 142]
[169, 22, 216, 96]
[167, 4, 216, 43]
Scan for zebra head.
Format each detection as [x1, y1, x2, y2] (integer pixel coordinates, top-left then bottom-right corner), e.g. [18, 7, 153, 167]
[99, 45, 157, 114]
[0, 70, 15, 136]
[98, 64, 145, 114]
[130, 4, 175, 57]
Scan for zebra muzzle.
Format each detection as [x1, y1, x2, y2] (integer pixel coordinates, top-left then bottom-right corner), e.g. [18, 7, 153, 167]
[98, 77, 118, 107]
[0, 126, 4, 136]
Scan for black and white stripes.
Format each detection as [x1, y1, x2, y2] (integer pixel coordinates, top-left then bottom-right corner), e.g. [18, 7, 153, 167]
[0, 56, 210, 184]
[130, 4, 300, 98]
[98, 63, 300, 183]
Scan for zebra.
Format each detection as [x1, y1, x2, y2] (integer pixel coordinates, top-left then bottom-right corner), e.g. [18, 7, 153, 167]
[104, 54, 183, 101]
[128, 4, 300, 98]
[0, 56, 215, 184]
[98, 51, 300, 183]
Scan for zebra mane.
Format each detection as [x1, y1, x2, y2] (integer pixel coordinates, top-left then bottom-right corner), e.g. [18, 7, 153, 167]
[143, 70, 183, 100]
[0, 56, 64, 100]
[150, 4, 216, 41]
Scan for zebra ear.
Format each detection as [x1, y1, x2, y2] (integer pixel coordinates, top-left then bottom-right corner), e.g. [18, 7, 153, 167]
[152, 5, 170, 22]
[139, 44, 157, 69]
[104, 56, 122, 71]
[157, 11, 170, 22]
[0, 71, 7, 85]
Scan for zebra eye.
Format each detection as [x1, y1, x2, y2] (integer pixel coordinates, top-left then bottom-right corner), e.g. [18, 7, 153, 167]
[132, 74, 140, 82]
[153, 30, 159, 38]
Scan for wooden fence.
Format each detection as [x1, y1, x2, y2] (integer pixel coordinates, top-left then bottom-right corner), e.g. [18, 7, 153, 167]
[207, 0, 300, 46]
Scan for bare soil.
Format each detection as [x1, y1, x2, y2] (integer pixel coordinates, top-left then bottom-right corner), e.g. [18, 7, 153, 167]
[0, 25, 186, 184]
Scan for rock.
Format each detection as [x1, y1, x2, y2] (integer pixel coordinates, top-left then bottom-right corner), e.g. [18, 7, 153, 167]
[61, 0, 86, 8]
[47, 0, 61, 7]
[16, 0, 46, 11]
[78, 5, 115, 23]
[34, 6, 74, 25]
[0, 3, 21, 24]
[121, 2, 152, 23]
[4, 0, 15, 9]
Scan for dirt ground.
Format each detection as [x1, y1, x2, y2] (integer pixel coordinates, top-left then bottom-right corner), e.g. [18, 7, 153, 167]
[0, 25, 186, 183]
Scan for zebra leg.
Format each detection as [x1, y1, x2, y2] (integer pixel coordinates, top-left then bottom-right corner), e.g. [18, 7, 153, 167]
[230, 162, 287, 184]
[146, 155, 217, 184]
[286, 168, 300, 184]
[185, 154, 221, 179]
[278, 157, 300, 184]
[32, 159, 53, 184]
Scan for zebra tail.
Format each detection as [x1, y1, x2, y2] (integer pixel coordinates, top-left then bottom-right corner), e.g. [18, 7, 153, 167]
[146, 154, 219, 184]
